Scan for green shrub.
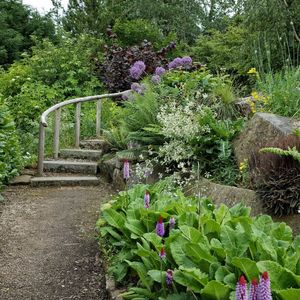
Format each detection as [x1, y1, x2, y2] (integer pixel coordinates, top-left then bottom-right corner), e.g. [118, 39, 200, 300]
[0, 100, 22, 187]
[257, 67, 300, 117]
[99, 180, 300, 300]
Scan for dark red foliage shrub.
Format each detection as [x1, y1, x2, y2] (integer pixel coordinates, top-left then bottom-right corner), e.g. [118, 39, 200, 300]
[249, 135, 300, 216]
[97, 28, 176, 93]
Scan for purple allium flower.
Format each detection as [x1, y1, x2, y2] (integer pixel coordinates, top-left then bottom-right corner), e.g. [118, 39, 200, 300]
[249, 278, 258, 300]
[156, 216, 165, 237]
[168, 57, 184, 69]
[151, 75, 161, 84]
[182, 56, 193, 65]
[236, 275, 248, 300]
[166, 269, 173, 286]
[144, 191, 150, 209]
[155, 67, 166, 76]
[131, 82, 146, 95]
[159, 246, 166, 259]
[123, 160, 130, 180]
[169, 216, 175, 230]
[129, 61, 146, 79]
[258, 272, 272, 300]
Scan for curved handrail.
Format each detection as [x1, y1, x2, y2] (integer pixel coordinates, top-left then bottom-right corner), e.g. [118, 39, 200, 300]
[41, 90, 129, 127]
[37, 90, 130, 176]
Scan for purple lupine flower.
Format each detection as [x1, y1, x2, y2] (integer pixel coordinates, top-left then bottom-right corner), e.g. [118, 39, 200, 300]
[182, 56, 193, 65]
[155, 67, 166, 76]
[129, 61, 146, 79]
[123, 160, 130, 180]
[159, 246, 166, 259]
[236, 275, 248, 300]
[258, 272, 272, 300]
[249, 279, 258, 300]
[156, 216, 165, 237]
[144, 191, 150, 209]
[166, 269, 173, 286]
[169, 216, 175, 230]
[151, 75, 161, 84]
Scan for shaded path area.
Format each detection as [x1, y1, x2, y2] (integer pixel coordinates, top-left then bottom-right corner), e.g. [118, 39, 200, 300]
[0, 179, 115, 300]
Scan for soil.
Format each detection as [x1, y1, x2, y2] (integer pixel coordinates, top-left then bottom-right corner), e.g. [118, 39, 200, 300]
[0, 178, 116, 300]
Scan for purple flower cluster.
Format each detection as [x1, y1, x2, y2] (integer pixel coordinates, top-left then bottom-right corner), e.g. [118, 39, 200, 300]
[155, 67, 166, 76]
[156, 216, 165, 237]
[123, 160, 130, 180]
[236, 273, 272, 300]
[144, 191, 150, 209]
[131, 82, 146, 95]
[166, 269, 173, 286]
[129, 61, 146, 80]
[168, 56, 193, 69]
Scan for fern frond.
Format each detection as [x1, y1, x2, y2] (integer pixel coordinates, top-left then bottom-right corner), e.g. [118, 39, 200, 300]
[260, 146, 300, 163]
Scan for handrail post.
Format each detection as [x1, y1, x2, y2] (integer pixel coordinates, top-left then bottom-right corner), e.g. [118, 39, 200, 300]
[75, 102, 81, 148]
[96, 99, 102, 137]
[53, 108, 61, 159]
[37, 122, 45, 176]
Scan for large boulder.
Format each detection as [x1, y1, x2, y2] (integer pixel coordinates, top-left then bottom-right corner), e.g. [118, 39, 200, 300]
[233, 112, 300, 165]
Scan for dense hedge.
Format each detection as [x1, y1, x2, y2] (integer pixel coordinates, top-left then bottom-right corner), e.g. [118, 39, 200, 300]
[0, 100, 22, 187]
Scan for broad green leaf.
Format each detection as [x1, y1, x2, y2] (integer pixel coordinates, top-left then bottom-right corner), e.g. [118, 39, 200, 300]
[231, 257, 259, 281]
[179, 225, 209, 246]
[271, 222, 293, 242]
[273, 288, 300, 299]
[125, 219, 146, 237]
[185, 243, 218, 264]
[100, 226, 122, 240]
[125, 261, 153, 290]
[170, 237, 198, 268]
[147, 270, 164, 283]
[143, 232, 162, 250]
[224, 273, 236, 289]
[164, 293, 194, 300]
[214, 204, 231, 225]
[201, 280, 231, 300]
[102, 208, 126, 230]
[210, 238, 226, 259]
[215, 266, 231, 282]
[257, 261, 300, 289]
[204, 219, 221, 235]
[128, 287, 156, 299]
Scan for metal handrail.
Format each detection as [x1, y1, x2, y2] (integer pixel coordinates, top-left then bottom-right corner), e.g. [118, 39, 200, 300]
[37, 90, 129, 176]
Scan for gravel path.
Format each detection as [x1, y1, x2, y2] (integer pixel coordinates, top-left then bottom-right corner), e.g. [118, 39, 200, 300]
[0, 179, 115, 300]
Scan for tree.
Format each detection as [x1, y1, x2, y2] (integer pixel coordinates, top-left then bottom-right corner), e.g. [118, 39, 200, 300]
[0, 0, 56, 67]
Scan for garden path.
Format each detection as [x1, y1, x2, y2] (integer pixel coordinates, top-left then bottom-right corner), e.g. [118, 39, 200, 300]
[0, 179, 115, 300]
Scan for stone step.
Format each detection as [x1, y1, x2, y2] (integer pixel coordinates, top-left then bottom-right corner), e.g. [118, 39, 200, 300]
[80, 139, 110, 152]
[31, 176, 100, 187]
[60, 149, 102, 161]
[43, 160, 98, 175]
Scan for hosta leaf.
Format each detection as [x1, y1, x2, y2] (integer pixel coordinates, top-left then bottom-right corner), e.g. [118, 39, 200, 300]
[201, 280, 231, 300]
[231, 257, 259, 281]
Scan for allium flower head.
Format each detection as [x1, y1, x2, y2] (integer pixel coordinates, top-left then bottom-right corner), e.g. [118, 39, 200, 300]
[155, 66, 166, 76]
[166, 269, 173, 286]
[151, 75, 161, 84]
[131, 82, 146, 95]
[168, 57, 183, 69]
[169, 216, 175, 230]
[182, 56, 193, 65]
[249, 278, 258, 300]
[159, 246, 166, 259]
[258, 272, 272, 300]
[129, 61, 146, 79]
[156, 216, 165, 237]
[236, 275, 248, 300]
[144, 191, 150, 209]
[123, 160, 130, 180]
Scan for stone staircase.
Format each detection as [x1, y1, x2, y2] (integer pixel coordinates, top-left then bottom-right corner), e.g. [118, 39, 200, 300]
[31, 139, 107, 187]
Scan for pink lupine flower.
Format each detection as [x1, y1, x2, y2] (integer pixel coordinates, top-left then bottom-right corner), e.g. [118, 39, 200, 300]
[169, 216, 175, 230]
[166, 269, 173, 286]
[156, 216, 165, 237]
[159, 246, 166, 259]
[258, 272, 272, 300]
[249, 278, 258, 300]
[236, 275, 248, 300]
[123, 160, 130, 180]
[144, 191, 150, 208]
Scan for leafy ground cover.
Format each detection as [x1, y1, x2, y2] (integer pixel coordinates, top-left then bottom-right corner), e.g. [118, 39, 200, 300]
[98, 179, 300, 299]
